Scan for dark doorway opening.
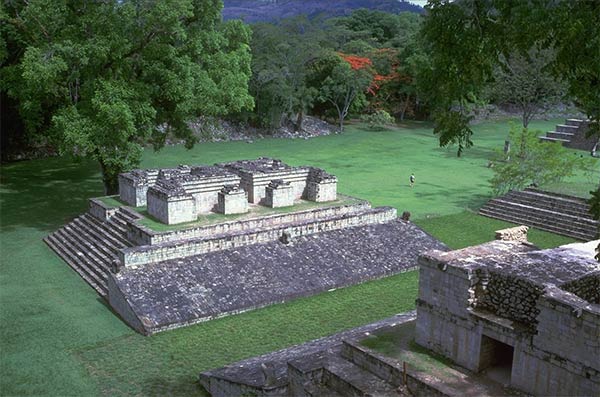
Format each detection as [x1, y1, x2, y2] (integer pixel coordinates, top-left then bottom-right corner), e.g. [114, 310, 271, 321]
[479, 335, 514, 386]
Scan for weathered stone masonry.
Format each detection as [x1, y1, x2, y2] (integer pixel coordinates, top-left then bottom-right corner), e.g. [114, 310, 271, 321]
[46, 158, 444, 335]
[416, 239, 600, 396]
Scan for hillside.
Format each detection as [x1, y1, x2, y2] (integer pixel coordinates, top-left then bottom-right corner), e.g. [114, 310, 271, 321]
[223, 0, 423, 23]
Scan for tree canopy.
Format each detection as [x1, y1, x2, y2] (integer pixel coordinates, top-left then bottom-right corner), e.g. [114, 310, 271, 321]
[1, 0, 253, 192]
[420, 0, 600, 154]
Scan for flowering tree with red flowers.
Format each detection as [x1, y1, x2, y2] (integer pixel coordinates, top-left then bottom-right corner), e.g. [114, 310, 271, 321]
[318, 53, 375, 131]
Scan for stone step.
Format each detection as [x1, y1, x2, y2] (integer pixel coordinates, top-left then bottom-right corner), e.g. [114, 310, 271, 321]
[44, 234, 108, 296]
[555, 124, 579, 133]
[525, 187, 591, 204]
[566, 118, 585, 126]
[478, 208, 593, 241]
[81, 214, 131, 248]
[479, 207, 596, 241]
[488, 199, 598, 229]
[62, 223, 116, 269]
[322, 355, 401, 397]
[539, 136, 570, 145]
[480, 202, 597, 237]
[53, 228, 108, 282]
[546, 131, 575, 140]
[504, 191, 592, 218]
[71, 218, 122, 258]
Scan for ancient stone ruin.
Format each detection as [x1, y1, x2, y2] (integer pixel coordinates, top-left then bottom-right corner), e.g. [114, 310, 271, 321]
[119, 158, 338, 225]
[200, 229, 600, 397]
[44, 158, 445, 335]
[416, 235, 600, 396]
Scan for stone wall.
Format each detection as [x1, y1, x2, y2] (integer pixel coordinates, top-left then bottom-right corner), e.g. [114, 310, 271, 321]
[146, 188, 196, 225]
[88, 198, 118, 221]
[567, 120, 599, 151]
[127, 199, 370, 246]
[475, 271, 543, 330]
[119, 207, 397, 268]
[561, 271, 600, 304]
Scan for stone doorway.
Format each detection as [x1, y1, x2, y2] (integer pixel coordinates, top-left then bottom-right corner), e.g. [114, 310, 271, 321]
[478, 335, 514, 386]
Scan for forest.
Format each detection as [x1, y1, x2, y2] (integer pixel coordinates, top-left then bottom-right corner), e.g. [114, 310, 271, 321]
[1, 1, 598, 195]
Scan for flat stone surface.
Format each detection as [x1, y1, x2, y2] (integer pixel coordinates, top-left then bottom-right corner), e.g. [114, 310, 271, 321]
[200, 311, 416, 388]
[428, 240, 600, 286]
[113, 220, 446, 333]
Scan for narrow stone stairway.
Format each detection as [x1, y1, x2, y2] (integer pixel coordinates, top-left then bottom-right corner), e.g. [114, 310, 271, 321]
[44, 208, 139, 296]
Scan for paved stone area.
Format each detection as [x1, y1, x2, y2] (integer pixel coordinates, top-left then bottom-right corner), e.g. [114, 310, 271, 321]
[200, 311, 417, 389]
[112, 220, 446, 333]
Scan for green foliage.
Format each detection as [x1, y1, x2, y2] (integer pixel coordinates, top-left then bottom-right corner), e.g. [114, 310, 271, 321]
[490, 125, 593, 195]
[490, 48, 566, 128]
[421, 0, 600, 153]
[361, 110, 395, 130]
[1, 0, 253, 192]
[318, 59, 374, 131]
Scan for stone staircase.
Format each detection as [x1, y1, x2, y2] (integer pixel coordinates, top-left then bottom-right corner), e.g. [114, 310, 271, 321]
[540, 118, 598, 151]
[44, 208, 138, 296]
[317, 354, 402, 396]
[479, 188, 598, 241]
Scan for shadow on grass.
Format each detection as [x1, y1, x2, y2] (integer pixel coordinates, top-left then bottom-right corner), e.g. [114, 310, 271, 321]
[0, 156, 102, 233]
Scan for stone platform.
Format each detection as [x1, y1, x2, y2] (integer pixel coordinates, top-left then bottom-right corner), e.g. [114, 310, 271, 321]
[45, 159, 446, 334]
[109, 219, 446, 334]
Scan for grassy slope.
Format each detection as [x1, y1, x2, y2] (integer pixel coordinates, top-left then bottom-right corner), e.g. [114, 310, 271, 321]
[0, 118, 595, 396]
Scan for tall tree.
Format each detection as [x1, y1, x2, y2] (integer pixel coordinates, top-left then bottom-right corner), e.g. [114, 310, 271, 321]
[491, 48, 565, 128]
[1, 0, 253, 193]
[318, 54, 374, 131]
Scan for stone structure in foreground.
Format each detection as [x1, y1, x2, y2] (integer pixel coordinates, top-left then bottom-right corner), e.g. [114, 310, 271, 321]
[44, 158, 445, 334]
[200, 229, 599, 397]
[416, 234, 600, 396]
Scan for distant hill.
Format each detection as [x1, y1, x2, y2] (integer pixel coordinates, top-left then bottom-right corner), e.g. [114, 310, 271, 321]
[223, 0, 423, 23]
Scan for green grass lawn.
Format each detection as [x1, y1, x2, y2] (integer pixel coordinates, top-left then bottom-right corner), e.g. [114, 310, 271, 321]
[0, 118, 596, 396]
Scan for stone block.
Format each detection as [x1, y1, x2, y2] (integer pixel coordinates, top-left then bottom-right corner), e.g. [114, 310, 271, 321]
[265, 179, 294, 208]
[217, 185, 248, 215]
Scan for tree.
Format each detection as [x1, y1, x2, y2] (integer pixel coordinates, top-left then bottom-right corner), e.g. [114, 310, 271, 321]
[1, 0, 253, 193]
[420, 0, 600, 154]
[491, 48, 565, 128]
[318, 54, 374, 132]
[249, 17, 327, 131]
[490, 125, 593, 196]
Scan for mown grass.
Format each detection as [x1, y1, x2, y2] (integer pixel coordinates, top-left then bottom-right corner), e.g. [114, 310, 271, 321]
[0, 117, 596, 396]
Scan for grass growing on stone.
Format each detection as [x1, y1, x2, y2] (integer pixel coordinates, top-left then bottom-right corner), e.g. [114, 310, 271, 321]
[135, 195, 362, 232]
[96, 195, 127, 208]
[0, 117, 596, 396]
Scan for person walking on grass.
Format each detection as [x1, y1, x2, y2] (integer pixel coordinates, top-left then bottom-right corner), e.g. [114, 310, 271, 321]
[409, 173, 415, 188]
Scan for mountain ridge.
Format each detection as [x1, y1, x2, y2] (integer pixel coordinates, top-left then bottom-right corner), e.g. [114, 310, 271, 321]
[223, 0, 423, 23]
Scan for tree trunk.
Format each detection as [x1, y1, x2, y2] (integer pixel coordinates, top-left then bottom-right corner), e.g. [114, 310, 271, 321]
[295, 110, 304, 132]
[400, 94, 410, 121]
[99, 159, 119, 195]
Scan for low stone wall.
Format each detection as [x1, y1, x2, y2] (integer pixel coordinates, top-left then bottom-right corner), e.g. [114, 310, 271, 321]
[341, 340, 448, 397]
[475, 271, 543, 330]
[561, 271, 600, 304]
[88, 198, 118, 221]
[127, 199, 370, 246]
[120, 207, 396, 268]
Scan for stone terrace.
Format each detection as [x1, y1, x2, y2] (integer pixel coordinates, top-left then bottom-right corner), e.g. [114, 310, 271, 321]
[108, 219, 447, 334]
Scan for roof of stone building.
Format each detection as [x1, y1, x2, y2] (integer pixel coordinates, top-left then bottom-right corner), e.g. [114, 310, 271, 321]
[220, 157, 306, 174]
[426, 240, 600, 286]
[111, 219, 447, 333]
